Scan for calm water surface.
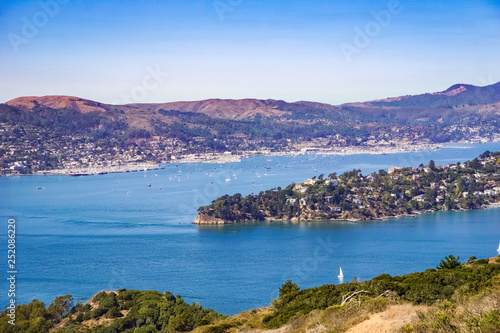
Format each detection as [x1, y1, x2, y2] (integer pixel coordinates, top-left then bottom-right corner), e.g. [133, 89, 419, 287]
[1, 143, 500, 314]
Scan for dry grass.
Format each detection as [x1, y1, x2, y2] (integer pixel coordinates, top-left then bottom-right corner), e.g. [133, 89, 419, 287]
[345, 304, 423, 333]
[193, 307, 273, 333]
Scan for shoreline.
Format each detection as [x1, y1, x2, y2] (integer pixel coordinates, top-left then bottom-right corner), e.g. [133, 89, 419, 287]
[195, 202, 500, 226]
[176, 142, 446, 164]
[3, 140, 499, 177]
[32, 162, 162, 177]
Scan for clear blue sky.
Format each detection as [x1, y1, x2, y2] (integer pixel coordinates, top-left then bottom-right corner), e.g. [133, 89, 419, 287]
[0, 0, 499, 105]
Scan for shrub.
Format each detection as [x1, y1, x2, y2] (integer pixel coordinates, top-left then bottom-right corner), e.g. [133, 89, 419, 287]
[81, 304, 92, 312]
[106, 308, 123, 318]
[75, 313, 84, 323]
[479, 309, 500, 332]
[437, 255, 461, 270]
[279, 280, 300, 297]
[202, 323, 234, 333]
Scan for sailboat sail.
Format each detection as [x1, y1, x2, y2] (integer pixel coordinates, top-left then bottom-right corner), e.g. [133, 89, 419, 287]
[497, 242, 500, 252]
[338, 267, 344, 278]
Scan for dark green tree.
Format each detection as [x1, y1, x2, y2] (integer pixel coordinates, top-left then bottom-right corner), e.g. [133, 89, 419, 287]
[48, 294, 73, 323]
[279, 280, 300, 297]
[437, 255, 461, 270]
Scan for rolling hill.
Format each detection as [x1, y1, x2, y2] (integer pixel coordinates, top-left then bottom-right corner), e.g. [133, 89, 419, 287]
[1, 82, 500, 175]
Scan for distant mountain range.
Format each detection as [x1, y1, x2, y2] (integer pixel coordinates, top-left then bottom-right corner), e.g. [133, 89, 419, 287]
[1, 82, 500, 174]
[368, 82, 500, 108]
[6, 81, 500, 121]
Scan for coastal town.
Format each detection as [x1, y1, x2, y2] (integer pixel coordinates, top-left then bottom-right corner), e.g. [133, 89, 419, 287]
[0, 118, 488, 176]
[2, 82, 500, 176]
[195, 151, 500, 223]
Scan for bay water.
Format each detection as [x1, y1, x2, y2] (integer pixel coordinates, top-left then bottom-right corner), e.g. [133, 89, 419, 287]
[1, 143, 500, 315]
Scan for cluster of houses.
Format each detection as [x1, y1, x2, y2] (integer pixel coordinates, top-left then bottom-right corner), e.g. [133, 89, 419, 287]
[282, 155, 500, 213]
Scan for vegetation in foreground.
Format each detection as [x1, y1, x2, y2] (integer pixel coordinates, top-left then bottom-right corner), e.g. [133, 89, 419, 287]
[0, 290, 224, 333]
[2, 255, 500, 332]
[196, 151, 500, 223]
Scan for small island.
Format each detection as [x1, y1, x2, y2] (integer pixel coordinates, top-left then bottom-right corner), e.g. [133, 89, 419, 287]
[195, 151, 500, 224]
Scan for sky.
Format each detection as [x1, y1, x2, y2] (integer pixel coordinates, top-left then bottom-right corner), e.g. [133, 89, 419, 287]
[0, 0, 499, 105]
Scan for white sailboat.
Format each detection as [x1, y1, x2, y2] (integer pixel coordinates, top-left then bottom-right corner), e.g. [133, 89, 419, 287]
[497, 242, 500, 252]
[338, 267, 344, 279]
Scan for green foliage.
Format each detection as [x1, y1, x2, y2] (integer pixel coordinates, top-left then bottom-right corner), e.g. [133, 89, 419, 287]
[437, 255, 461, 270]
[198, 152, 500, 223]
[279, 280, 300, 297]
[201, 322, 235, 333]
[472, 259, 489, 265]
[263, 255, 500, 329]
[105, 307, 123, 318]
[0, 299, 52, 333]
[0, 290, 225, 333]
[167, 311, 194, 332]
[479, 309, 500, 332]
[47, 294, 73, 323]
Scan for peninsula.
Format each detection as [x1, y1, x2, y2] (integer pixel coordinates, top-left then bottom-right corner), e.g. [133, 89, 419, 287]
[195, 151, 500, 224]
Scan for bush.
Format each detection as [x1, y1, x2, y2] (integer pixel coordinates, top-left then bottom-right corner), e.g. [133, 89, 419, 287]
[91, 307, 108, 318]
[479, 309, 500, 332]
[81, 304, 92, 312]
[75, 313, 84, 323]
[202, 323, 234, 333]
[133, 324, 158, 333]
[167, 311, 194, 333]
[106, 307, 123, 318]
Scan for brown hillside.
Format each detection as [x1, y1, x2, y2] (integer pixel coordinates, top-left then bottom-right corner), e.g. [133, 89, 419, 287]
[6, 96, 109, 113]
[130, 98, 291, 120]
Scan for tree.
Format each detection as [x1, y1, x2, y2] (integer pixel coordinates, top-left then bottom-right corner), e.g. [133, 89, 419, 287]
[437, 255, 461, 270]
[429, 160, 436, 170]
[168, 311, 194, 333]
[279, 280, 300, 297]
[47, 294, 73, 323]
[466, 256, 477, 265]
[480, 150, 491, 159]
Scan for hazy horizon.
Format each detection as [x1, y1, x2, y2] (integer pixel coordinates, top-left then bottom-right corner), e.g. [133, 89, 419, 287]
[1, 0, 499, 105]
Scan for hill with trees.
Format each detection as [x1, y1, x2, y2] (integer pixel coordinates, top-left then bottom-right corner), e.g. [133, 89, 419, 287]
[195, 151, 500, 224]
[2, 82, 500, 175]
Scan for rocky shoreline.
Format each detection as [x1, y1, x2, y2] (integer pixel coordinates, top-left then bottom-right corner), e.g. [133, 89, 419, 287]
[194, 203, 500, 225]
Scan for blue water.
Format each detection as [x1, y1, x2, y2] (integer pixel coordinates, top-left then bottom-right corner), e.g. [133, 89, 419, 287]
[1, 142, 500, 315]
